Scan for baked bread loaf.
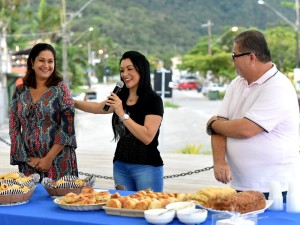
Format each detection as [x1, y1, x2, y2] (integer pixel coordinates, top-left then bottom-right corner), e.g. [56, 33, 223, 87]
[212, 190, 266, 214]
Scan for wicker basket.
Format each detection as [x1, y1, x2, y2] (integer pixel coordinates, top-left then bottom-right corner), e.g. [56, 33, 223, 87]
[0, 185, 36, 205]
[44, 186, 83, 197]
[42, 175, 95, 197]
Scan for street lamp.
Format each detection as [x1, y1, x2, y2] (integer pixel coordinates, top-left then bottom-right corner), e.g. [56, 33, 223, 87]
[71, 27, 94, 45]
[61, 0, 95, 86]
[258, 0, 300, 67]
[211, 26, 239, 48]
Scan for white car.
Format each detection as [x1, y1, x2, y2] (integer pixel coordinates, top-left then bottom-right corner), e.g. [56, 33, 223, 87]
[202, 83, 227, 95]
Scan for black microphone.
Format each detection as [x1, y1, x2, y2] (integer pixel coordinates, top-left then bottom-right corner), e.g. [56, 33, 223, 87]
[103, 81, 124, 111]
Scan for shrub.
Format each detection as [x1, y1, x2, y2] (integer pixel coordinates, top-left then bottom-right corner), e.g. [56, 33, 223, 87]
[176, 144, 202, 154]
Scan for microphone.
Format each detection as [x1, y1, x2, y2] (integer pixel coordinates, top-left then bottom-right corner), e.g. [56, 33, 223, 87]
[103, 81, 124, 111]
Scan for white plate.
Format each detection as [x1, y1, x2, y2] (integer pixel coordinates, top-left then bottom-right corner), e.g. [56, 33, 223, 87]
[0, 201, 29, 206]
[53, 197, 106, 211]
[197, 200, 273, 215]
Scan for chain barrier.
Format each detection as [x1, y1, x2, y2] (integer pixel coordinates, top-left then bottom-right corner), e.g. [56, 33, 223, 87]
[79, 166, 214, 180]
[0, 136, 11, 146]
[1, 136, 214, 180]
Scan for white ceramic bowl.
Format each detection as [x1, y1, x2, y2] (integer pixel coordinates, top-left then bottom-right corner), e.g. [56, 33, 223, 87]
[144, 208, 175, 225]
[177, 208, 208, 225]
[165, 201, 195, 216]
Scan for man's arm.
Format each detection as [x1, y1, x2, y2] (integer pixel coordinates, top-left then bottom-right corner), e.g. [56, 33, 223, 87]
[211, 134, 231, 184]
[207, 117, 264, 139]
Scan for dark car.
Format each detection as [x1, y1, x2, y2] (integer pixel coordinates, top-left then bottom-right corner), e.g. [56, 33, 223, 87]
[177, 81, 199, 90]
[84, 90, 97, 101]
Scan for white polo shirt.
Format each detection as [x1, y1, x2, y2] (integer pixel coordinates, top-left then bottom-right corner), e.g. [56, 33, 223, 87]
[217, 65, 300, 192]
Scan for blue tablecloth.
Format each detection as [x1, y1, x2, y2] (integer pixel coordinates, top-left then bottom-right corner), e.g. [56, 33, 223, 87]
[0, 184, 300, 225]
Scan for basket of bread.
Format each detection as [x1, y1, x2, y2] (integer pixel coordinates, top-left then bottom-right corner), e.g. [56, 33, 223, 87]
[0, 172, 37, 205]
[42, 175, 95, 197]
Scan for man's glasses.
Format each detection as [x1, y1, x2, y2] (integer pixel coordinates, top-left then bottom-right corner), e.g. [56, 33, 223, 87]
[231, 52, 252, 61]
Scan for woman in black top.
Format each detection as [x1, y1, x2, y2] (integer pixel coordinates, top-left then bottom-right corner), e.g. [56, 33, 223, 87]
[75, 51, 164, 191]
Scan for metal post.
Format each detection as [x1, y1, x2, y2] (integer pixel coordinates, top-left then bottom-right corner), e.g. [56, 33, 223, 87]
[61, 0, 95, 87]
[61, 0, 68, 86]
[201, 20, 214, 55]
[0, 29, 2, 86]
[295, 0, 300, 67]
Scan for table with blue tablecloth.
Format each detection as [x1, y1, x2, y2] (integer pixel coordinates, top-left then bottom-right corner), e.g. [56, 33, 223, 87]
[0, 184, 299, 225]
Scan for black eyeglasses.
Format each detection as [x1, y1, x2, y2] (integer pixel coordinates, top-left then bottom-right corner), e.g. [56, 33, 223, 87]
[231, 52, 252, 61]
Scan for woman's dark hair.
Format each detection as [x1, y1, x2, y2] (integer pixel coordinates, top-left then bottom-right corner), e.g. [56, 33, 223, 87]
[234, 30, 271, 63]
[112, 51, 154, 141]
[118, 51, 152, 99]
[23, 43, 63, 88]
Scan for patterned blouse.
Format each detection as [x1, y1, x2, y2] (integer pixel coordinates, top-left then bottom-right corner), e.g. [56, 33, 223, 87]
[9, 82, 78, 181]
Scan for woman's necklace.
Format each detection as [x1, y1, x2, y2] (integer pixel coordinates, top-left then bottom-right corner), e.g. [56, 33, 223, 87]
[128, 96, 138, 104]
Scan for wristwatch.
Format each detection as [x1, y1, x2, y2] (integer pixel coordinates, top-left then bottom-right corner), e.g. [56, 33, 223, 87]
[120, 114, 130, 122]
[206, 120, 217, 135]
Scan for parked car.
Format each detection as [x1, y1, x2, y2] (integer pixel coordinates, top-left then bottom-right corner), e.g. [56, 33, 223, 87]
[177, 80, 199, 90]
[84, 90, 97, 101]
[201, 82, 227, 95]
[72, 92, 85, 101]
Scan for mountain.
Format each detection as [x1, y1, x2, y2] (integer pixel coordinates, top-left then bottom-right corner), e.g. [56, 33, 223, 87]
[9, 0, 298, 59]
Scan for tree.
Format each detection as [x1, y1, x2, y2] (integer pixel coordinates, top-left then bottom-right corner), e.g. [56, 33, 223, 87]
[264, 26, 295, 72]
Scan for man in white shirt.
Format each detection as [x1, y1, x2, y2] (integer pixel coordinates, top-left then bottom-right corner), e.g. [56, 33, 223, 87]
[206, 30, 300, 202]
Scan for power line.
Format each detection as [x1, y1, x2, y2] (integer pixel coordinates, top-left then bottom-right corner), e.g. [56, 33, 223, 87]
[6, 31, 60, 38]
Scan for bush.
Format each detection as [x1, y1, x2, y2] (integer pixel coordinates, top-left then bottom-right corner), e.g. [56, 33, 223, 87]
[164, 101, 180, 108]
[176, 144, 202, 154]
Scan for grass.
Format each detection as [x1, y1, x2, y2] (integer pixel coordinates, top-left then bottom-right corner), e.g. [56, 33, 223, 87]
[164, 101, 180, 108]
[176, 144, 202, 154]
[175, 143, 212, 155]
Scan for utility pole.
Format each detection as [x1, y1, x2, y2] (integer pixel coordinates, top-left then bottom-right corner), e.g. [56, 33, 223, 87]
[295, 0, 299, 68]
[201, 20, 214, 55]
[60, 0, 95, 87]
[61, 0, 68, 85]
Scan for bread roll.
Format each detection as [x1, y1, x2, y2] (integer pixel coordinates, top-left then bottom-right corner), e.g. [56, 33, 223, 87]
[81, 187, 95, 194]
[63, 192, 81, 203]
[95, 191, 111, 202]
[123, 198, 139, 209]
[111, 192, 121, 199]
[148, 199, 162, 209]
[106, 199, 122, 208]
[135, 200, 149, 210]
[0, 183, 9, 191]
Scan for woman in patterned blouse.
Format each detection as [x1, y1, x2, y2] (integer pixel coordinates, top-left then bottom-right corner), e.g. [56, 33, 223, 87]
[9, 43, 78, 181]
